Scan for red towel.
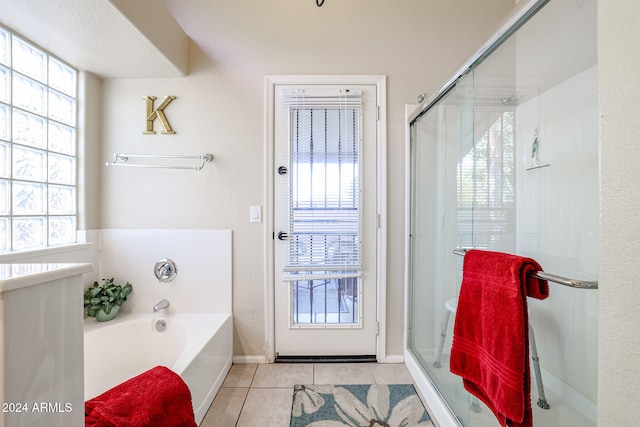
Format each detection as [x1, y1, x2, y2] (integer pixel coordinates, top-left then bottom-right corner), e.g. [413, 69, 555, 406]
[85, 366, 197, 427]
[450, 250, 548, 427]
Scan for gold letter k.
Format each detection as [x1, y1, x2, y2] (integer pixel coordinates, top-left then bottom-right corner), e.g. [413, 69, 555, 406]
[143, 96, 176, 134]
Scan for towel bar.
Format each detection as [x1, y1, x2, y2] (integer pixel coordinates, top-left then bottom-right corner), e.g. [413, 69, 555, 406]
[453, 248, 598, 290]
[105, 153, 213, 170]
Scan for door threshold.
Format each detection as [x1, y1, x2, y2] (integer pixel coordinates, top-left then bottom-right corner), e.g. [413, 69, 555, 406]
[275, 355, 377, 363]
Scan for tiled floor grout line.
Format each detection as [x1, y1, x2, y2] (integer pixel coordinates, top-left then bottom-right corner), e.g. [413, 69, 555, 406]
[240, 365, 261, 425]
[233, 364, 258, 427]
[234, 390, 248, 427]
[370, 364, 376, 384]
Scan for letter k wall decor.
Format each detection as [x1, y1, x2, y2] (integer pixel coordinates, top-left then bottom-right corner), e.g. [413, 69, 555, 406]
[143, 95, 176, 134]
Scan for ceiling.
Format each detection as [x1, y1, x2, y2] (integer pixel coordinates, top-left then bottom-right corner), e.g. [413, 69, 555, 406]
[0, 0, 188, 78]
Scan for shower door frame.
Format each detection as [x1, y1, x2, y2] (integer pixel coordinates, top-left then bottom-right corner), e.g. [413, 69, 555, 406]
[403, 104, 461, 427]
[403, 1, 555, 426]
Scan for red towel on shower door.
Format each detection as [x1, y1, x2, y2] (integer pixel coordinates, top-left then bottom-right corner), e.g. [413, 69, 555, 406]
[450, 249, 549, 427]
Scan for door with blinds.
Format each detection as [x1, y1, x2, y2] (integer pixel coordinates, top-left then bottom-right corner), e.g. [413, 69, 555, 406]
[273, 84, 378, 358]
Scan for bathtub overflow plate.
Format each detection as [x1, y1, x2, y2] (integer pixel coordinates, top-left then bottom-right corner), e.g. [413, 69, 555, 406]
[155, 319, 167, 332]
[154, 258, 178, 282]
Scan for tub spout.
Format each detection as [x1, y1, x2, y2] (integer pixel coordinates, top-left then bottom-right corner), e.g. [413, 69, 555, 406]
[153, 299, 170, 312]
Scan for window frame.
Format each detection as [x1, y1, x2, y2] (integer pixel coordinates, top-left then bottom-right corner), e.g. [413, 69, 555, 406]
[0, 25, 79, 254]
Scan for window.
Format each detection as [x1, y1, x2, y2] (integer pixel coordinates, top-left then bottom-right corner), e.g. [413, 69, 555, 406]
[457, 111, 516, 250]
[282, 89, 363, 325]
[0, 26, 78, 252]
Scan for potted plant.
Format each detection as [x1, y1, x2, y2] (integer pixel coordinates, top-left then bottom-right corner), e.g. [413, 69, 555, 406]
[84, 278, 133, 322]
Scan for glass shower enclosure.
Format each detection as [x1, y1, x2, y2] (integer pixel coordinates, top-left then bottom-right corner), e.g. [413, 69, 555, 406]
[406, 0, 598, 426]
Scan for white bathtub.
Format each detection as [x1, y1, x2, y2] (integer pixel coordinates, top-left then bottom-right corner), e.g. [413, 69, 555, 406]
[84, 312, 232, 425]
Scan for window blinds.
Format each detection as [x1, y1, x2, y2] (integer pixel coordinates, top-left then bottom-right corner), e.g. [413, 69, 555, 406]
[457, 111, 516, 251]
[281, 89, 363, 282]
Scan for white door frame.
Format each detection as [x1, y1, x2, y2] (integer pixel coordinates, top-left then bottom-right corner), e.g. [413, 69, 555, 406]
[264, 75, 387, 363]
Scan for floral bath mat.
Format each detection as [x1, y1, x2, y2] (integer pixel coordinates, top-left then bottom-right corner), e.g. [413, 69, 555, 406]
[290, 384, 431, 427]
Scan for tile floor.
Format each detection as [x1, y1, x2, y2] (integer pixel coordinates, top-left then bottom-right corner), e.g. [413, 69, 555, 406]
[200, 363, 435, 427]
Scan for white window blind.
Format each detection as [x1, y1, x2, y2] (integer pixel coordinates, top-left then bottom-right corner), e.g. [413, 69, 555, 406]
[282, 89, 362, 282]
[457, 111, 516, 251]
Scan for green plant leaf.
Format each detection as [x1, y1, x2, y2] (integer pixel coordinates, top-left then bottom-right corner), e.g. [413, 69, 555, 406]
[84, 278, 132, 315]
[103, 302, 112, 314]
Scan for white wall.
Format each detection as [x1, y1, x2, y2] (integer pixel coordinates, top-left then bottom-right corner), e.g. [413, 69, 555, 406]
[98, 229, 232, 315]
[78, 71, 102, 231]
[598, 1, 640, 425]
[98, 0, 516, 358]
[517, 66, 599, 410]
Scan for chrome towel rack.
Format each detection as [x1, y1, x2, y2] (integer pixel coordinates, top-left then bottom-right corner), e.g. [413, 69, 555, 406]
[453, 248, 598, 290]
[105, 153, 214, 170]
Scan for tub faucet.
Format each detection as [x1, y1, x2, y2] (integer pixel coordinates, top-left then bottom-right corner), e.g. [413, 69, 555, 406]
[153, 299, 170, 313]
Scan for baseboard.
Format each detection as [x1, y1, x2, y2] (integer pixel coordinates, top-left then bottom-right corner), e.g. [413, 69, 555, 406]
[232, 355, 267, 364]
[380, 354, 405, 364]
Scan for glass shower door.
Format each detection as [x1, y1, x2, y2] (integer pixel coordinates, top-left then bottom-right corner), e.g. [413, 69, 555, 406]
[408, 72, 475, 424]
[407, 1, 598, 426]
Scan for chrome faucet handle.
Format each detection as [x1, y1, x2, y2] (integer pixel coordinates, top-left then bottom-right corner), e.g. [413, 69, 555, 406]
[154, 258, 178, 282]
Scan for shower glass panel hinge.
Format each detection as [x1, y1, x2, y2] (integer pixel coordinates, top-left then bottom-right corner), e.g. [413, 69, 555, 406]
[376, 213, 381, 229]
[375, 321, 380, 336]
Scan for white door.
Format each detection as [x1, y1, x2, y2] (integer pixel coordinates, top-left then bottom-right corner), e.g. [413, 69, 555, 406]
[273, 83, 378, 357]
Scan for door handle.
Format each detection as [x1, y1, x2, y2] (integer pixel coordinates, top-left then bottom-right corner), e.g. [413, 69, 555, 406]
[277, 231, 288, 241]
